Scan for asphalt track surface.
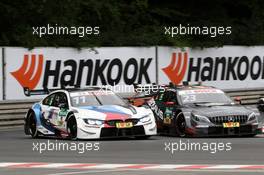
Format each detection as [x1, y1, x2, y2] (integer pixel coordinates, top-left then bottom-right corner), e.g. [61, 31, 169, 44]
[0, 127, 264, 175]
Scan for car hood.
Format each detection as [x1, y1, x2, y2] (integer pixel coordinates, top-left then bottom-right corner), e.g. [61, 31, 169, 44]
[191, 105, 253, 117]
[73, 105, 147, 120]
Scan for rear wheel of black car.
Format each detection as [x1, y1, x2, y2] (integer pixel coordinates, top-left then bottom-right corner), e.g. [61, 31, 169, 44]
[175, 114, 187, 137]
[28, 112, 38, 138]
[67, 115, 78, 140]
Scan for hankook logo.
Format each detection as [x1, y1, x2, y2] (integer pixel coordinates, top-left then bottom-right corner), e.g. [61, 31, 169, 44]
[11, 54, 43, 90]
[163, 52, 264, 84]
[11, 54, 153, 90]
[162, 52, 188, 84]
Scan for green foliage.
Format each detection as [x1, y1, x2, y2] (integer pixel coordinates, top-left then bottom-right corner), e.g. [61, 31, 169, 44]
[0, 0, 263, 48]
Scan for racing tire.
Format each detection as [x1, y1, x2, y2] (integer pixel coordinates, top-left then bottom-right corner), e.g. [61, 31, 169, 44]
[67, 114, 78, 140]
[27, 112, 38, 138]
[175, 113, 187, 137]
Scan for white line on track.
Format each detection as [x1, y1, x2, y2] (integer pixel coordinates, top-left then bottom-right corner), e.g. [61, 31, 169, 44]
[48, 169, 126, 175]
[47, 168, 264, 175]
[1, 162, 264, 171]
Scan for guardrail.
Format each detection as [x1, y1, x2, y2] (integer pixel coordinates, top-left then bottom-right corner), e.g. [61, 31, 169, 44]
[226, 89, 264, 105]
[0, 89, 263, 128]
[0, 99, 38, 128]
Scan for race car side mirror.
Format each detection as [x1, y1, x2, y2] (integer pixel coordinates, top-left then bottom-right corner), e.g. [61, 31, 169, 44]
[164, 101, 175, 106]
[257, 98, 264, 112]
[234, 96, 241, 104]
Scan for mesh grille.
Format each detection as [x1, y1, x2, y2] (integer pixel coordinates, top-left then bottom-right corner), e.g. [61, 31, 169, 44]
[105, 119, 139, 126]
[209, 115, 248, 125]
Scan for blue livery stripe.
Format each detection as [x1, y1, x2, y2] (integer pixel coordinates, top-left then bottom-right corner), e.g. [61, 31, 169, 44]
[78, 105, 128, 115]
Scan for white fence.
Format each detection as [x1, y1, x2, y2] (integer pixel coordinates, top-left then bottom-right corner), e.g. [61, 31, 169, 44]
[0, 48, 2, 100]
[1, 46, 264, 100]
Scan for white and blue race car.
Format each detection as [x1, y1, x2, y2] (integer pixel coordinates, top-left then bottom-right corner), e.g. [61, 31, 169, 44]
[24, 87, 157, 139]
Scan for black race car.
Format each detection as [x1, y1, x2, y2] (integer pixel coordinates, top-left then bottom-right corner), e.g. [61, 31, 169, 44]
[129, 84, 260, 137]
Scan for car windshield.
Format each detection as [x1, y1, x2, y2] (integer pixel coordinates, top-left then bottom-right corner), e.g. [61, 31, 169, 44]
[70, 90, 126, 107]
[178, 89, 233, 105]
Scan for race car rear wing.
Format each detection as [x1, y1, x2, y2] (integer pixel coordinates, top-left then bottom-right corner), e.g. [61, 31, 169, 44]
[132, 83, 167, 98]
[24, 87, 52, 96]
[132, 82, 193, 92]
[133, 83, 167, 92]
[131, 82, 206, 98]
[23, 86, 111, 97]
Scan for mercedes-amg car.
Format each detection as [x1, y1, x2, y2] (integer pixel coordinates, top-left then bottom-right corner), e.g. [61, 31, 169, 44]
[24, 87, 157, 139]
[129, 84, 260, 137]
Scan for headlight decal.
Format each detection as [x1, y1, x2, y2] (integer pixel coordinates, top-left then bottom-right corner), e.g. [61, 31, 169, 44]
[83, 119, 104, 126]
[192, 114, 211, 123]
[248, 112, 257, 122]
[139, 114, 152, 123]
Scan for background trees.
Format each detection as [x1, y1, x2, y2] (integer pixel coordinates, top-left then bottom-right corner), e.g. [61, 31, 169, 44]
[0, 0, 263, 48]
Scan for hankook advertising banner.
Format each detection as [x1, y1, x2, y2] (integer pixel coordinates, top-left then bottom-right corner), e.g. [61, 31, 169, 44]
[4, 46, 264, 99]
[158, 46, 264, 90]
[5, 47, 156, 99]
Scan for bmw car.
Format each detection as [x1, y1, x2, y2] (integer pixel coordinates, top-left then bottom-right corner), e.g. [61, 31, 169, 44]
[129, 84, 260, 137]
[24, 87, 157, 139]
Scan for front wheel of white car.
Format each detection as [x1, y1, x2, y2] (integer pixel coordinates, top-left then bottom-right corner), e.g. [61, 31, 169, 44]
[28, 112, 38, 138]
[67, 115, 78, 140]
